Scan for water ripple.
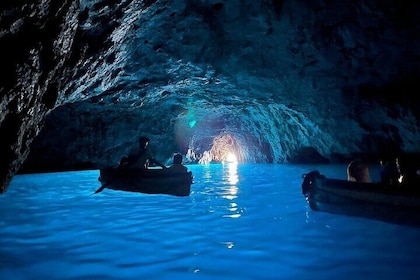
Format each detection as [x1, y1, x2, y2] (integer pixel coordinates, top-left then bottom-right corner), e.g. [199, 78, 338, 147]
[1, 165, 420, 279]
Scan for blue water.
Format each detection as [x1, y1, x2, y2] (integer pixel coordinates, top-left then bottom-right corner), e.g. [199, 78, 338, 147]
[1, 164, 420, 280]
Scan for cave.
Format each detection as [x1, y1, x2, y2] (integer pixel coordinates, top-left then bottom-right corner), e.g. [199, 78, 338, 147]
[1, 0, 420, 193]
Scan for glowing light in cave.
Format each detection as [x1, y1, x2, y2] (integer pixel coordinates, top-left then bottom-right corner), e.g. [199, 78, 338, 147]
[190, 134, 245, 164]
[210, 134, 243, 163]
[187, 100, 197, 128]
[225, 152, 238, 164]
[189, 120, 196, 128]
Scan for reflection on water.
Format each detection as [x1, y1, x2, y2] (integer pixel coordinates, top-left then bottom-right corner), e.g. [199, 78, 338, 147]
[222, 162, 241, 218]
[222, 162, 239, 200]
[227, 162, 239, 186]
[202, 164, 212, 180]
[1, 164, 420, 280]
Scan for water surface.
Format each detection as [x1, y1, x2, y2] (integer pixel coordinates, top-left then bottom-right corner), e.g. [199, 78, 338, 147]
[1, 164, 419, 279]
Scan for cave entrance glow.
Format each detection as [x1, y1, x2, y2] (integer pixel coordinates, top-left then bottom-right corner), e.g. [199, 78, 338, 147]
[198, 134, 244, 164]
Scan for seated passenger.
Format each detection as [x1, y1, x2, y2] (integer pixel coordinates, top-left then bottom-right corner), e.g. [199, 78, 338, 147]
[347, 159, 371, 183]
[167, 153, 188, 173]
[396, 154, 420, 186]
[379, 158, 399, 186]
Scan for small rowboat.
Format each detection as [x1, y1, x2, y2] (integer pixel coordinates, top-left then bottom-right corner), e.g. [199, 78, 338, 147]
[98, 167, 193, 196]
[301, 170, 420, 227]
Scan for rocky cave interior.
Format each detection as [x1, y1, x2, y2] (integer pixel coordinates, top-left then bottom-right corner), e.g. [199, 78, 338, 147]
[1, 0, 419, 193]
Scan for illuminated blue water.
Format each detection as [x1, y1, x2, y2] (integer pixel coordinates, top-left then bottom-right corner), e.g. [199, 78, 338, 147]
[1, 164, 419, 279]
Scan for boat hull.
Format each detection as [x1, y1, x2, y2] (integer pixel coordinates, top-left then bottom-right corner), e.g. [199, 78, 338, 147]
[99, 168, 193, 197]
[302, 170, 420, 227]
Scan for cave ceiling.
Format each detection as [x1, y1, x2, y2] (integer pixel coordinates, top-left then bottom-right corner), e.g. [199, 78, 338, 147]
[1, 0, 420, 193]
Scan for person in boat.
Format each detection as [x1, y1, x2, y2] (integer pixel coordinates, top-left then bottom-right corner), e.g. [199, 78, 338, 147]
[379, 158, 399, 186]
[347, 158, 371, 183]
[167, 153, 188, 173]
[395, 154, 420, 186]
[119, 136, 166, 170]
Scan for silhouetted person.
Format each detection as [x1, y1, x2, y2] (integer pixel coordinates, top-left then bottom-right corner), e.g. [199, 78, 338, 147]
[379, 158, 399, 186]
[347, 159, 371, 183]
[120, 136, 166, 169]
[396, 154, 420, 186]
[167, 153, 188, 173]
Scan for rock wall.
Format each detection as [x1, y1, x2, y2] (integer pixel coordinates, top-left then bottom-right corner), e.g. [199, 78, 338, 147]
[0, 1, 80, 193]
[2, 0, 420, 193]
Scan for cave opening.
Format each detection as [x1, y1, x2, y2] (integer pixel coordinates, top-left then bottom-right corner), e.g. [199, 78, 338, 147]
[190, 133, 245, 164]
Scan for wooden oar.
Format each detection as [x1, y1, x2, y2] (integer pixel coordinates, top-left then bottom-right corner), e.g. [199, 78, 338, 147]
[93, 180, 109, 194]
[93, 170, 120, 194]
[93, 160, 129, 194]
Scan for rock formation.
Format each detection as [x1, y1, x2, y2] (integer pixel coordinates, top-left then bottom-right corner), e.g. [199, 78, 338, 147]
[1, 0, 420, 193]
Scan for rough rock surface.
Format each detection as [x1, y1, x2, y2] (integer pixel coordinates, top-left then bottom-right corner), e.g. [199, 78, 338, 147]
[0, 1, 80, 193]
[2, 0, 420, 193]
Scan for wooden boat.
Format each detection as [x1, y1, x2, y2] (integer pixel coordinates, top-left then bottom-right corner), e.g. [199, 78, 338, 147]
[301, 170, 420, 227]
[98, 167, 193, 196]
